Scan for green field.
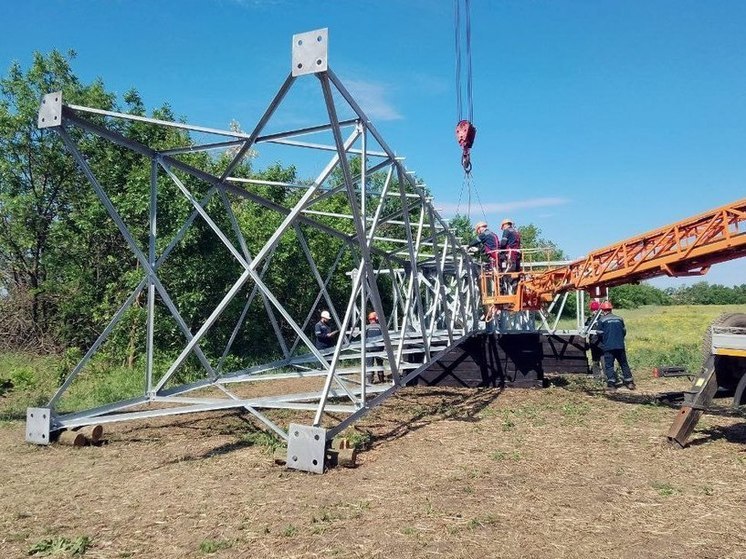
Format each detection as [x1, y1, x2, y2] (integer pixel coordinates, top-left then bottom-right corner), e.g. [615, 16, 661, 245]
[617, 304, 746, 373]
[1, 304, 745, 421]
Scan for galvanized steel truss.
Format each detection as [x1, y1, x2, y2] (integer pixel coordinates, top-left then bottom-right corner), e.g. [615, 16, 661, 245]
[26, 29, 481, 471]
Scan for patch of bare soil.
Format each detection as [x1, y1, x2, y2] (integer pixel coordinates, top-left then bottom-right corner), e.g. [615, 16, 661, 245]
[1, 375, 746, 559]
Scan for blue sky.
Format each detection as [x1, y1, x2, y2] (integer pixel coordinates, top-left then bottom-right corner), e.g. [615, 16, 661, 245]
[3, 0, 745, 286]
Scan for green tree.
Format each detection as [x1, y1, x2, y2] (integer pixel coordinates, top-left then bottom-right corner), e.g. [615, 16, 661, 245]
[448, 214, 474, 246]
[665, 281, 746, 305]
[517, 223, 565, 264]
[609, 283, 671, 309]
[0, 50, 115, 349]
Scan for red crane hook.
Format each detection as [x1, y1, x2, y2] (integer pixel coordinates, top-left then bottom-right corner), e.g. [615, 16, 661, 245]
[455, 119, 477, 174]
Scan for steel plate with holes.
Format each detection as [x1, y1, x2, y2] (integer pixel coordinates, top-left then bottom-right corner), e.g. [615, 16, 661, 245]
[286, 423, 327, 473]
[26, 407, 52, 445]
[38, 91, 63, 129]
[291, 28, 328, 77]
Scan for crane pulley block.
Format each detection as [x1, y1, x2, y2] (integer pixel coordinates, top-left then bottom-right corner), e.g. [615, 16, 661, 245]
[456, 119, 477, 173]
[456, 119, 476, 149]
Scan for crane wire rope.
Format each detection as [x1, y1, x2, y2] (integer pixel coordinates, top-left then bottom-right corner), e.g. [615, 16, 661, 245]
[454, 0, 486, 225]
[455, 172, 487, 223]
[454, 0, 474, 123]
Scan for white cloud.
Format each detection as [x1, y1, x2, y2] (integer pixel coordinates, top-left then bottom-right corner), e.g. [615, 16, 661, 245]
[437, 197, 569, 216]
[344, 80, 403, 121]
[410, 72, 450, 95]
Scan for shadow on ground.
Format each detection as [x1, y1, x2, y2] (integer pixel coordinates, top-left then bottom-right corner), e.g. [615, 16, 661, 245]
[368, 386, 503, 448]
[687, 423, 746, 447]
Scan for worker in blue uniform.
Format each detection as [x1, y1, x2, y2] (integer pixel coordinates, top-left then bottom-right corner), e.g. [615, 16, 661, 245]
[314, 310, 338, 350]
[499, 218, 522, 273]
[597, 301, 636, 390]
[468, 221, 500, 270]
[498, 218, 521, 293]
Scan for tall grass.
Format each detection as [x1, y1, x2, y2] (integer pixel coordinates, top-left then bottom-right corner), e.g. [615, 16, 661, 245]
[619, 304, 746, 373]
[0, 353, 60, 420]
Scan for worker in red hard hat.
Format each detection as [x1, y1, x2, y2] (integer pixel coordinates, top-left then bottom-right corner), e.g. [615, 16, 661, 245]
[498, 218, 522, 293]
[597, 300, 636, 391]
[468, 221, 499, 270]
[365, 310, 384, 383]
[585, 300, 603, 377]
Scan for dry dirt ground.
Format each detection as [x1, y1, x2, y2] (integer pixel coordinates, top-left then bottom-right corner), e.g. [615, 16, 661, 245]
[1, 375, 745, 559]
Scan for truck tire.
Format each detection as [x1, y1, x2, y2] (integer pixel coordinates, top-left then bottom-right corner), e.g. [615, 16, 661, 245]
[703, 313, 746, 397]
[733, 373, 746, 408]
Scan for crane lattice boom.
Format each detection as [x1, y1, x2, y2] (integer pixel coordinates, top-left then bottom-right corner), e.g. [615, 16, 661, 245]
[483, 198, 746, 309]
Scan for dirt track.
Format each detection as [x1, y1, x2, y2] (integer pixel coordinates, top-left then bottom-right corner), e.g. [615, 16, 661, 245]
[2, 377, 745, 558]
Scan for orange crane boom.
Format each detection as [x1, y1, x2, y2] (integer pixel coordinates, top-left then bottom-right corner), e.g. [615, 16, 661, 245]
[483, 198, 746, 309]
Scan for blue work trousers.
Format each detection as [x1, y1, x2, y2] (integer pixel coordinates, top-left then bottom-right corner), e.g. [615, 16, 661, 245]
[603, 348, 633, 386]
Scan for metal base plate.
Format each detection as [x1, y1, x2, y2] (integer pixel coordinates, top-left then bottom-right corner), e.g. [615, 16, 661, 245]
[286, 423, 327, 474]
[292, 28, 328, 77]
[38, 92, 63, 129]
[26, 408, 52, 445]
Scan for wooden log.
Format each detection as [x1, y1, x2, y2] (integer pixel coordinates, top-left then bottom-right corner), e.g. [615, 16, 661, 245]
[273, 447, 287, 465]
[57, 430, 88, 447]
[337, 447, 357, 468]
[77, 425, 104, 443]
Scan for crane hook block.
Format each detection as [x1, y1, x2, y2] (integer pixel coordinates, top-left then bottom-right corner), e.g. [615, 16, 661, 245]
[456, 120, 476, 173]
[456, 120, 476, 150]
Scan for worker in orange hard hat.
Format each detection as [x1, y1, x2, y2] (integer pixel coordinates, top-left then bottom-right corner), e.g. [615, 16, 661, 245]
[468, 221, 499, 270]
[585, 300, 603, 378]
[498, 218, 522, 293]
[365, 310, 384, 383]
[597, 300, 636, 391]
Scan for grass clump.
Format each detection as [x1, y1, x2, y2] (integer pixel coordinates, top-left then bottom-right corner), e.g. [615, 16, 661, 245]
[339, 428, 372, 449]
[651, 481, 680, 497]
[281, 524, 297, 537]
[199, 538, 232, 554]
[467, 514, 497, 530]
[240, 430, 283, 454]
[490, 449, 522, 461]
[28, 535, 91, 556]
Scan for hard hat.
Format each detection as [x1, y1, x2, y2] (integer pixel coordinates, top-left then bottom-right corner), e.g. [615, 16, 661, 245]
[590, 301, 600, 311]
[474, 221, 488, 233]
[367, 311, 378, 322]
[320, 310, 331, 319]
[600, 301, 613, 311]
[501, 218, 513, 228]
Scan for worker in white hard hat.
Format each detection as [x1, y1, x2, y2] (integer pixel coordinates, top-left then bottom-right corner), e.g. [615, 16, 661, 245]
[314, 310, 338, 350]
[467, 221, 499, 269]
